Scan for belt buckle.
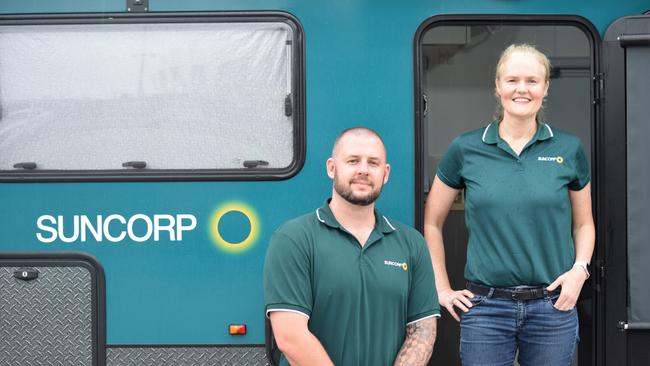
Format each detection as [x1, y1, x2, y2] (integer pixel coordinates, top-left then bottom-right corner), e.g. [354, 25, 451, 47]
[510, 289, 532, 301]
[511, 288, 542, 301]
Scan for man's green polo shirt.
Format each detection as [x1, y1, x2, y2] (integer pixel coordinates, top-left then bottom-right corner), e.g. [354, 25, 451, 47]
[437, 122, 590, 287]
[264, 201, 439, 366]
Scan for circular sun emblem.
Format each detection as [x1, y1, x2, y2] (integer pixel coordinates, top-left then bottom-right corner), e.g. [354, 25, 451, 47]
[208, 202, 260, 254]
[556, 156, 564, 164]
[401, 262, 408, 271]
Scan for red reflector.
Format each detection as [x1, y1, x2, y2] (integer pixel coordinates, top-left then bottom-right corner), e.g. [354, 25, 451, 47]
[229, 324, 247, 335]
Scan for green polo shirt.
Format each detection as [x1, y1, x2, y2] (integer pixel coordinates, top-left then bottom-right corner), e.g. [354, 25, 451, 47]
[264, 201, 439, 366]
[437, 122, 590, 287]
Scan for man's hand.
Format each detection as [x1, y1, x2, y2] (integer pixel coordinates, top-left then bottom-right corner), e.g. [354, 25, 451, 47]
[393, 317, 437, 366]
[547, 265, 587, 311]
[438, 287, 475, 322]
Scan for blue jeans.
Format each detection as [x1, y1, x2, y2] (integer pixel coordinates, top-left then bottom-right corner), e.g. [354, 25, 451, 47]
[460, 288, 579, 366]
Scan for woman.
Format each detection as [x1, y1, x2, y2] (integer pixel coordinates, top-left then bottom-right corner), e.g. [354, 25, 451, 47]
[424, 44, 595, 365]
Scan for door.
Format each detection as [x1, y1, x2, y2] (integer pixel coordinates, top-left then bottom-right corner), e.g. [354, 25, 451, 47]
[601, 13, 650, 366]
[414, 15, 600, 366]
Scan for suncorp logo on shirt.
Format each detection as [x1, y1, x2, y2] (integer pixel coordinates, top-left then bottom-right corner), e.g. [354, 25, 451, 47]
[537, 155, 564, 164]
[384, 260, 408, 271]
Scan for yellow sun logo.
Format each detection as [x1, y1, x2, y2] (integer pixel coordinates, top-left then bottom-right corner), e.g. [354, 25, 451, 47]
[208, 202, 260, 254]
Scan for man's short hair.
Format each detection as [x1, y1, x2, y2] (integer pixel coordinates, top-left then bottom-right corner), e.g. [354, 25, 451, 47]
[331, 126, 386, 157]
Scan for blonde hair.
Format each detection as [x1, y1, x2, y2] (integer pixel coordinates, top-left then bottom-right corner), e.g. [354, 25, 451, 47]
[494, 43, 551, 123]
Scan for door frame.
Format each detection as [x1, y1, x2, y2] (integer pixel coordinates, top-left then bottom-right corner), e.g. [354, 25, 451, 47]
[601, 13, 650, 366]
[412, 14, 603, 365]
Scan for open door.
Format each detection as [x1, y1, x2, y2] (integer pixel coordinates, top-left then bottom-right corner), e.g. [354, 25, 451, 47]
[601, 13, 650, 366]
[414, 15, 601, 366]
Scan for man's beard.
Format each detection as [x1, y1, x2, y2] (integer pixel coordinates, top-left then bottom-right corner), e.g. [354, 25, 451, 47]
[333, 174, 384, 206]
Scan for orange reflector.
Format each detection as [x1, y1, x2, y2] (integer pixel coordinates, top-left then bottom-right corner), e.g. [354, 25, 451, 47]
[229, 324, 247, 335]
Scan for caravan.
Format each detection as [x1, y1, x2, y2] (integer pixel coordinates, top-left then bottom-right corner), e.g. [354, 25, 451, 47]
[1, 0, 649, 364]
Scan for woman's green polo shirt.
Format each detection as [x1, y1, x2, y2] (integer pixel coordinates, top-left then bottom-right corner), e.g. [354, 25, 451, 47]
[437, 122, 590, 287]
[264, 202, 440, 366]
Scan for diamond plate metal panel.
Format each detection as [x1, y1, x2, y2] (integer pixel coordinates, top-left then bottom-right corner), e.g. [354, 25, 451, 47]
[107, 346, 270, 366]
[0, 266, 93, 366]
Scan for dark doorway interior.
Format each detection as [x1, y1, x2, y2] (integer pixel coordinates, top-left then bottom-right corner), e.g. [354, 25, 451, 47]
[416, 19, 595, 366]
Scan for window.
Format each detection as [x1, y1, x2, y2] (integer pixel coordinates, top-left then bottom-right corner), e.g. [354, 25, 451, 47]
[0, 14, 304, 181]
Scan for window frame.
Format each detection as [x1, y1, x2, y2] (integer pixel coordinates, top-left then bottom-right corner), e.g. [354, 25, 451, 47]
[0, 12, 305, 182]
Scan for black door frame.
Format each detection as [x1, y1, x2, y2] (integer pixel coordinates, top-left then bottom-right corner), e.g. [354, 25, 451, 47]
[413, 14, 603, 366]
[601, 14, 650, 366]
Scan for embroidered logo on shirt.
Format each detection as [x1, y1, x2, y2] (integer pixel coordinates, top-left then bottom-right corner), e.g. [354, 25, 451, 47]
[384, 260, 408, 271]
[537, 156, 564, 164]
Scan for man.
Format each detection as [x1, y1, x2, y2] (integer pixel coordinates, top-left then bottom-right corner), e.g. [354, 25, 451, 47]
[264, 127, 439, 366]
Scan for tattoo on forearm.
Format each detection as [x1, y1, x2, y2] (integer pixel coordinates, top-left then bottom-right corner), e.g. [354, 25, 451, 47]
[393, 317, 437, 366]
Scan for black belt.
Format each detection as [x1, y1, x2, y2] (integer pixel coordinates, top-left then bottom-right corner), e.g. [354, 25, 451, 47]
[467, 282, 557, 301]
